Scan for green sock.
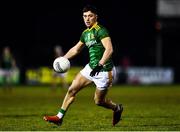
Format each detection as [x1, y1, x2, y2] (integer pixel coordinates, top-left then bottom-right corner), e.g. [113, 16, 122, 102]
[59, 108, 66, 114]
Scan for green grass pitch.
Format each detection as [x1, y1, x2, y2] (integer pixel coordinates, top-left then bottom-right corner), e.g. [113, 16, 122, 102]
[0, 85, 180, 131]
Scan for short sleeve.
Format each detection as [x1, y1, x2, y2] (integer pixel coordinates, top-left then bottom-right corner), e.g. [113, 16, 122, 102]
[80, 32, 85, 43]
[98, 27, 110, 40]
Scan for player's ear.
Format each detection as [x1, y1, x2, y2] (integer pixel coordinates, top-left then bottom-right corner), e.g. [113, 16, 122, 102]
[95, 15, 98, 20]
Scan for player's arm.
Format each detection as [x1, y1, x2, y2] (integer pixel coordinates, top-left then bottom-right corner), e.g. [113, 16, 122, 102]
[99, 37, 113, 65]
[63, 41, 84, 59]
[90, 36, 113, 77]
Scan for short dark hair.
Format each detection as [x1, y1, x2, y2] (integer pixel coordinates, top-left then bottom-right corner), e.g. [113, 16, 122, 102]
[82, 5, 98, 15]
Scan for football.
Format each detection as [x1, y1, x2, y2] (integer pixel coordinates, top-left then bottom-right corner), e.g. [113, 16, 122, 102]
[53, 57, 70, 73]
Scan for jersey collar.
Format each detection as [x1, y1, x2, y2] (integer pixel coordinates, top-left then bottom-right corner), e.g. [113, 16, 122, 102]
[88, 22, 98, 31]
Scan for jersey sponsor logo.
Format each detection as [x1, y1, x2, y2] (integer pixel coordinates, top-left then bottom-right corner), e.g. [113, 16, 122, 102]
[85, 33, 97, 47]
[85, 40, 97, 48]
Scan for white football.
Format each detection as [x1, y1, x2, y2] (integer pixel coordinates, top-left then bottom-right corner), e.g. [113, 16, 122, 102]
[53, 57, 70, 73]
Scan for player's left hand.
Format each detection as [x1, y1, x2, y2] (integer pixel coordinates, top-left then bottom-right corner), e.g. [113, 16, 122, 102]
[90, 63, 103, 77]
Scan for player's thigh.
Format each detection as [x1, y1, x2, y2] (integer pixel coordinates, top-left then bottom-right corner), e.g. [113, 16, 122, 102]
[69, 72, 92, 92]
[94, 88, 108, 102]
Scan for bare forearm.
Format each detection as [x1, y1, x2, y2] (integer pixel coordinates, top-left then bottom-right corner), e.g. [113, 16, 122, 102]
[99, 37, 113, 65]
[63, 41, 84, 59]
[63, 48, 79, 59]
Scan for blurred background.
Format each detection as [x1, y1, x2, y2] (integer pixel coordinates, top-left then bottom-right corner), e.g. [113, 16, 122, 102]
[0, 0, 180, 86]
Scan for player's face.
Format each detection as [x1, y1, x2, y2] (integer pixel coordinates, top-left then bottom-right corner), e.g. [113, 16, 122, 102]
[83, 11, 97, 28]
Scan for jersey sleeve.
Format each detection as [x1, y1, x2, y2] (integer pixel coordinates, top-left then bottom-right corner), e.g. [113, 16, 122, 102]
[80, 32, 85, 43]
[98, 27, 110, 40]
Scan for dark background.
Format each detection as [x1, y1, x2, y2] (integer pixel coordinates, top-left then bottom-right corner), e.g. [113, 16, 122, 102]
[1, 0, 180, 83]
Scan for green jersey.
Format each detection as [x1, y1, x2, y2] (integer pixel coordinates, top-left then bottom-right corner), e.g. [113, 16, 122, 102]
[2, 54, 13, 70]
[80, 22, 113, 71]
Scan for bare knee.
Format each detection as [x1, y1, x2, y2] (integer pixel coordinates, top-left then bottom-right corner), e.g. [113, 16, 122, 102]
[67, 88, 77, 97]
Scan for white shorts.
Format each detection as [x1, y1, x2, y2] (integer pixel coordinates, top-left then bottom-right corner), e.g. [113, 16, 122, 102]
[80, 64, 114, 90]
[0, 69, 12, 77]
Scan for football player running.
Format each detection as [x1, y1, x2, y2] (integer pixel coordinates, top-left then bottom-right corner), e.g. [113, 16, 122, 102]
[43, 5, 123, 126]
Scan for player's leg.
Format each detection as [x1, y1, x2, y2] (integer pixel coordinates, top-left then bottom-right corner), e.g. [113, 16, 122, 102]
[3, 70, 12, 92]
[93, 70, 123, 126]
[61, 75, 68, 89]
[94, 88, 116, 110]
[44, 72, 92, 125]
[94, 88, 123, 126]
[51, 74, 58, 92]
[60, 72, 92, 111]
[93, 70, 117, 110]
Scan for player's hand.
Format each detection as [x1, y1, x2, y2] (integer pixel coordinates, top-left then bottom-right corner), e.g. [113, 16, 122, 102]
[90, 63, 103, 77]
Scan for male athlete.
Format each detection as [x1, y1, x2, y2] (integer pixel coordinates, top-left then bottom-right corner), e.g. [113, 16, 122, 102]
[43, 5, 123, 126]
[0, 46, 17, 91]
